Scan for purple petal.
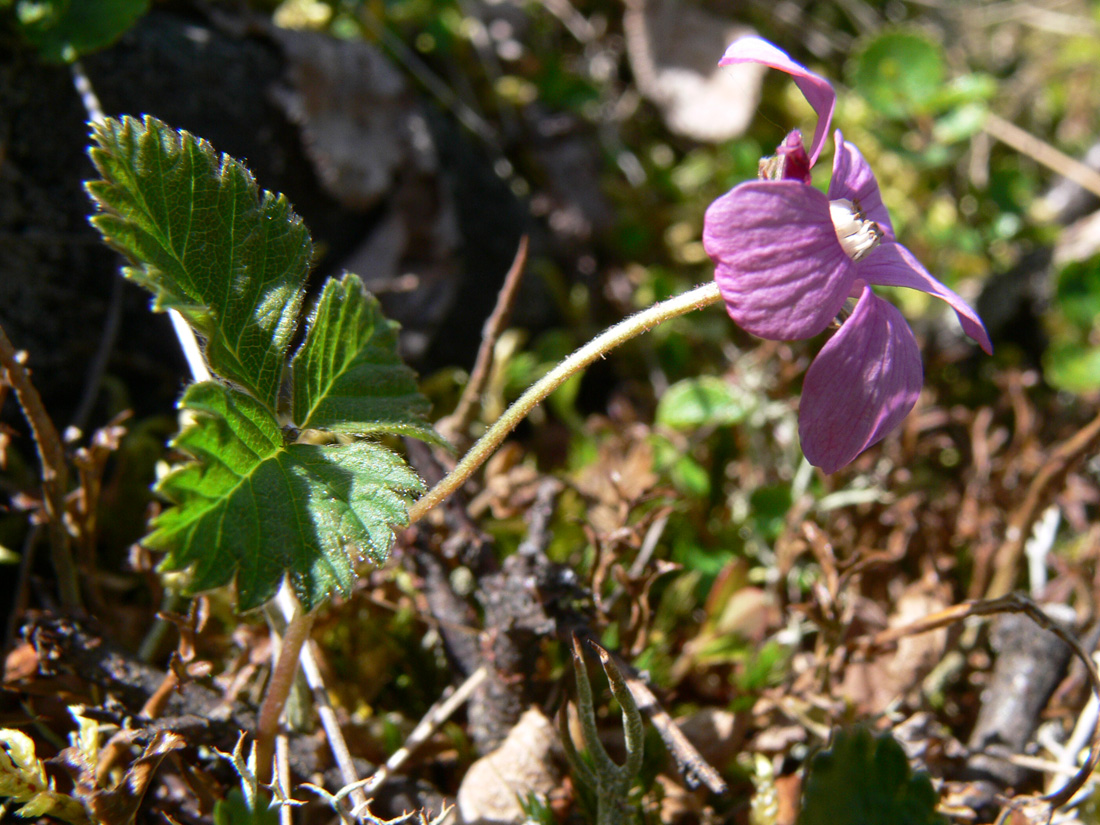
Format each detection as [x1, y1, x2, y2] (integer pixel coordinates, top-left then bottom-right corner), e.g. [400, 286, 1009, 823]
[704, 181, 855, 340]
[799, 287, 923, 473]
[857, 242, 993, 354]
[827, 132, 894, 240]
[718, 37, 835, 167]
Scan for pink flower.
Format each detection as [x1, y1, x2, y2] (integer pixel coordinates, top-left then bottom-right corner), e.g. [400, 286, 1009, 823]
[702, 38, 992, 473]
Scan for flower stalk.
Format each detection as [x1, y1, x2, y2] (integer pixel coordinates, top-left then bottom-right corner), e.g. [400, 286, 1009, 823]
[254, 597, 315, 786]
[406, 281, 722, 524]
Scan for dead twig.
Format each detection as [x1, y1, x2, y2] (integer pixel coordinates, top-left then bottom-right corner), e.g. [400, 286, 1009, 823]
[0, 322, 81, 611]
[438, 235, 529, 445]
[986, 409, 1100, 599]
[572, 629, 728, 795]
[351, 666, 489, 806]
[849, 594, 1100, 815]
[984, 112, 1100, 203]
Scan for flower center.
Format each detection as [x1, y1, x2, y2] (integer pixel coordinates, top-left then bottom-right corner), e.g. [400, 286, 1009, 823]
[829, 198, 883, 262]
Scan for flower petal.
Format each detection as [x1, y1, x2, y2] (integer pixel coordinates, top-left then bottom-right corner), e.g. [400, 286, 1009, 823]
[799, 287, 923, 473]
[704, 181, 855, 339]
[857, 242, 993, 354]
[827, 132, 894, 240]
[718, 37, 835, 166]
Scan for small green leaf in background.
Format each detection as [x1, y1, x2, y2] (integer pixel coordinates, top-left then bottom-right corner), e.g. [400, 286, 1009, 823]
[1045, 342, 1100, 394]
[932, 102, 989, 145]
[1054, 257, 1100, 329]
[848, 29, 945, 119]
[87, 115, 309, 411]
[656, 376, 750, 429]
[213, 788, 279, 825]
[1044, 256, 1100, 393]
[798, 727, 948, 825]
[8, 0, 150, 63]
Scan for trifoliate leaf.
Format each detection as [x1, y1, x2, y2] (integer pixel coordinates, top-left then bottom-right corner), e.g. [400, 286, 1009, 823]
[11, 0, 149, 63]
[291, 272, 443, 445]
[86, 115, 309, 411]
[149, 382, 424, 612]
[798, 727, 947, 825]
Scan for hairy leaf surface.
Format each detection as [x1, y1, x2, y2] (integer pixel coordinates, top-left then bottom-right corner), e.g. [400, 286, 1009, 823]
[86, 115, 309, 410]
[291, 273, 442, 443]
[149, 382, 424, 612]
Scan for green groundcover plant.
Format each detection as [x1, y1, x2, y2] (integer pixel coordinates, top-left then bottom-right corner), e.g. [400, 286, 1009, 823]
[86, 114, 444, 613]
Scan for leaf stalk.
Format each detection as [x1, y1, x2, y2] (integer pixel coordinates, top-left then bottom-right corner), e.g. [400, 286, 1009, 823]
[255, 595, 315, 785]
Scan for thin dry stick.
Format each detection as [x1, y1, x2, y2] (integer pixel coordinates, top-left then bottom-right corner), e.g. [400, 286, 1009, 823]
[571, 628, 726, 794]
[351, 666, 489, 810]
[610, 650, 727, 795]
[438, 235, 529, 443]
[984, 112, 1100, 202]
[0, 323, 81, 610]
[985, 409, 1100, 599]
[852, 594, 1100, 813]
[277, 735, 292, 825]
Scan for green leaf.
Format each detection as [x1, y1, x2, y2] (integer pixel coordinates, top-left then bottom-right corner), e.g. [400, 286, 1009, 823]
[149, 382, 424, 612]
[85, 117, 437, 612]
[291, 273, 443, 444]
[86, 115, 309, 411]
[798, 727, 948, 825]
[213, 789, 278, 825]
[656, 376, 750, 429]
[1044, 343, 1100, 394]
[1055, 257, 1100, 330]
[848, 29, 946, 119]
[11, 0, 149, 62]
[927, 73, 997, 110]
[932, 102, 989, 144]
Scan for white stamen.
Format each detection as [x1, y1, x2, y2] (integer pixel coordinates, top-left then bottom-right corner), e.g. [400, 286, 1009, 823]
[829, 198, 883, 261]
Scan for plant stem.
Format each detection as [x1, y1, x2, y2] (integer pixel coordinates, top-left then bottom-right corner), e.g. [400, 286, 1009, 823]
[406, 281, 722, 524]
[255, 597, 315, 786]
[273, 584, 370, 816]
[0, 323, 82, 611]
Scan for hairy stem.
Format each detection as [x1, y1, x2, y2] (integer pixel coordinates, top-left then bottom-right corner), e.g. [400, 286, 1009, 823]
[273, 584, 370, 815]
[255, 600, 315, 786]
[407, 281, 722, 523]
[0, 323, 82, 611]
